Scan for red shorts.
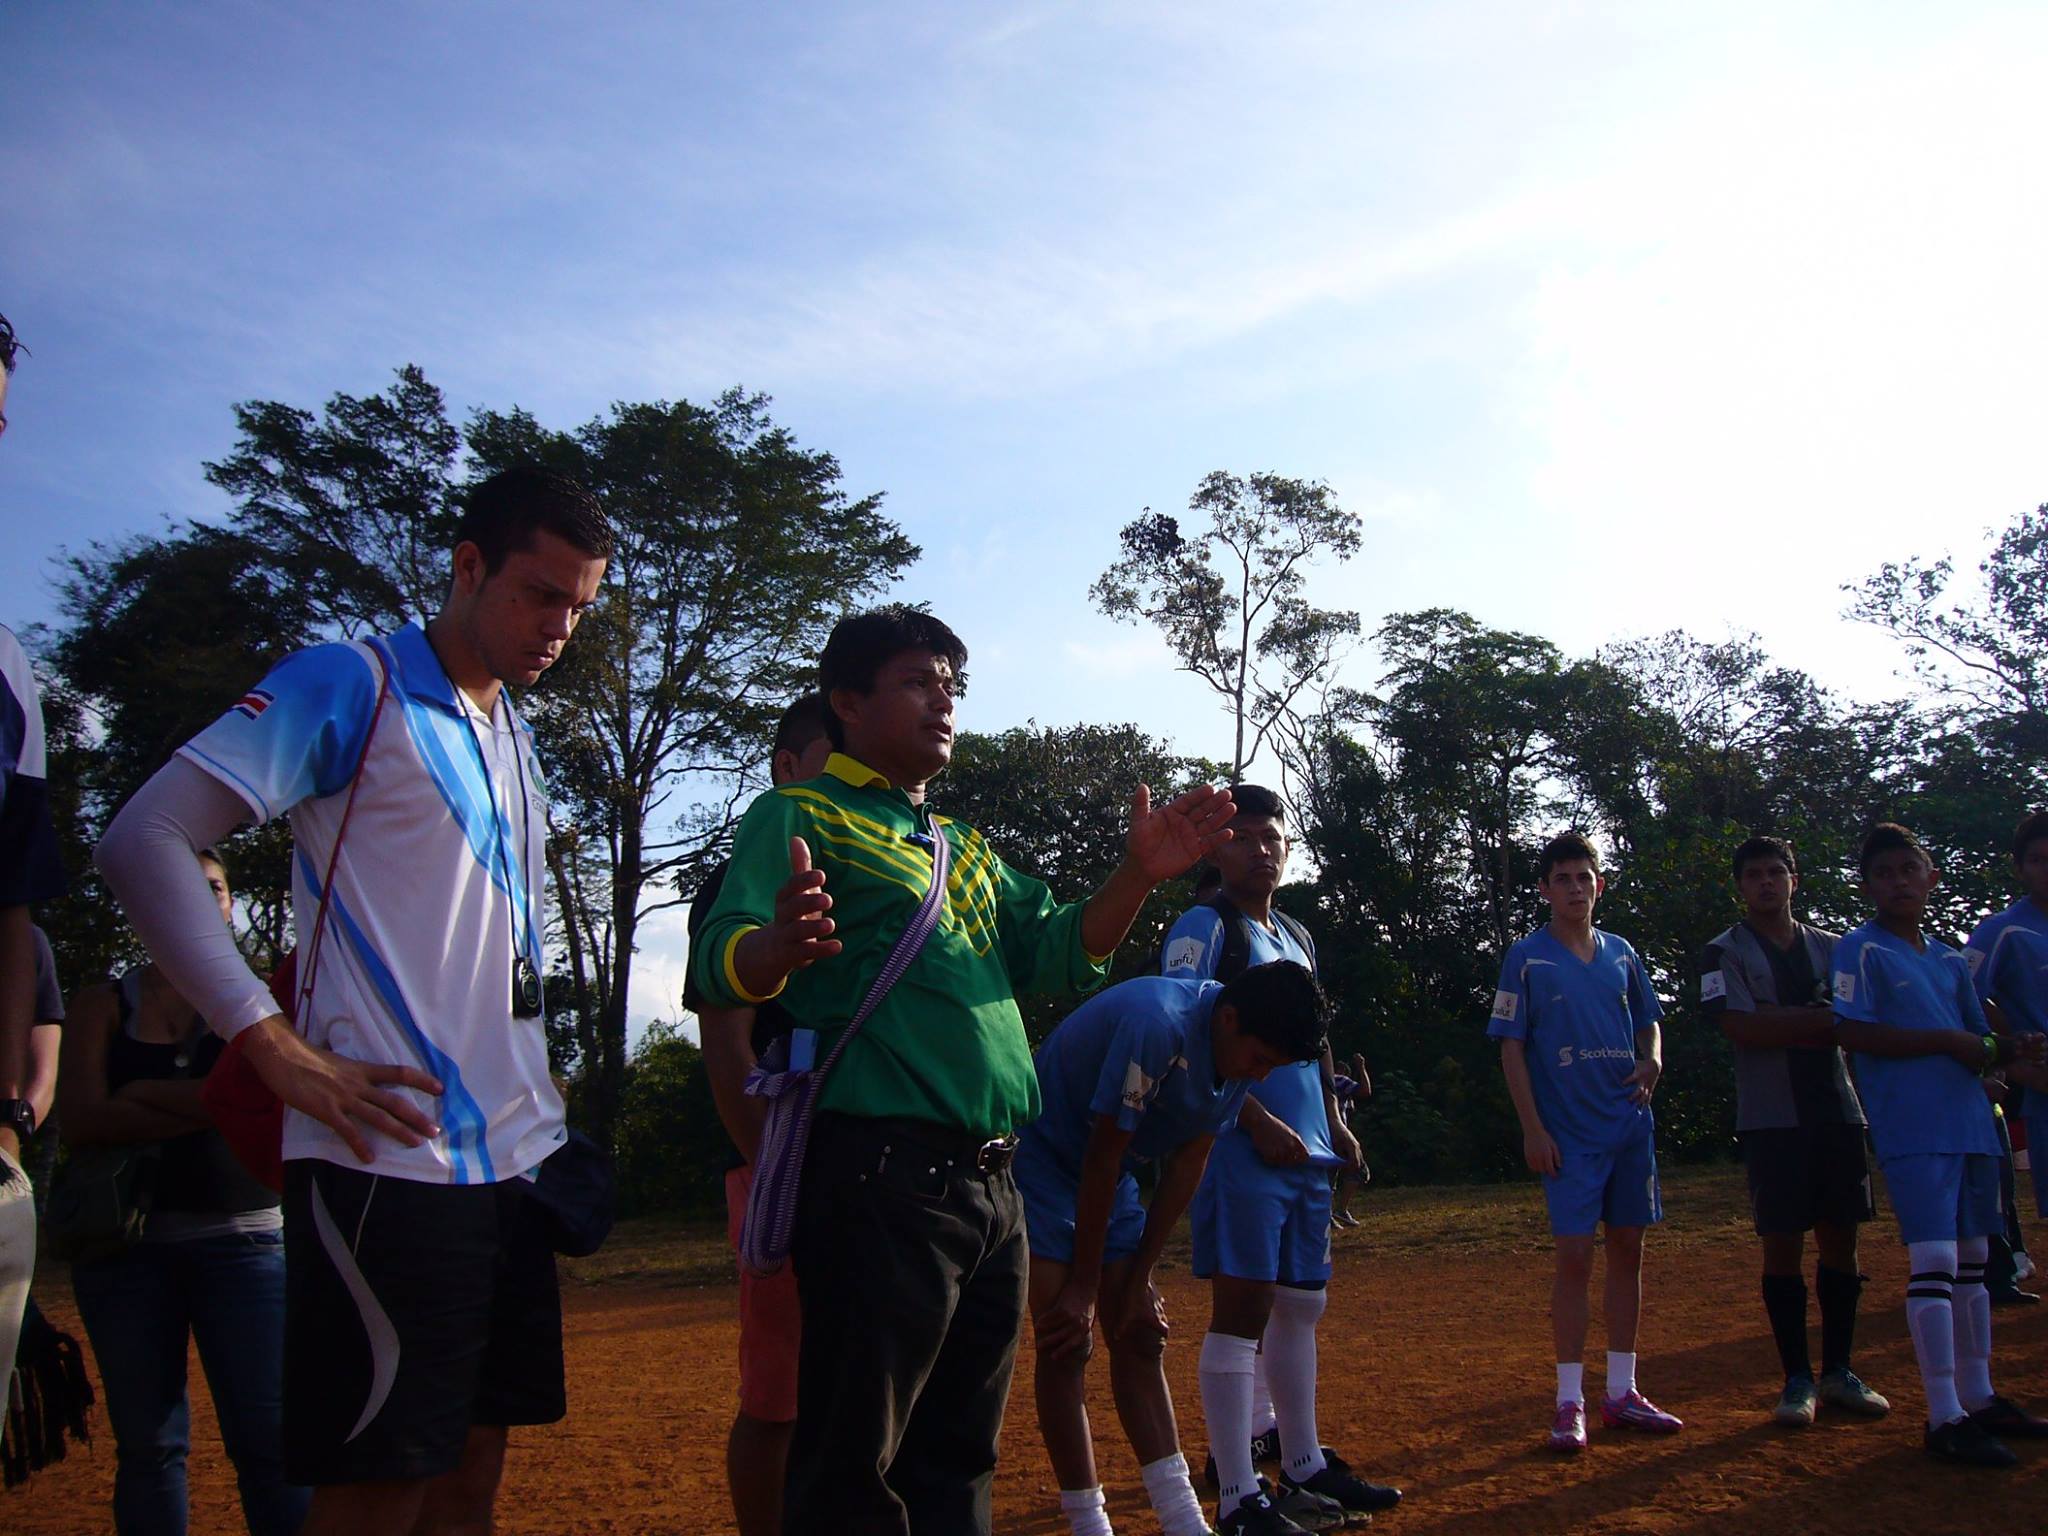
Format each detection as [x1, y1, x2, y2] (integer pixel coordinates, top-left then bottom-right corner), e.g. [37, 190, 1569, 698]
[725, 1165, 800, 1423]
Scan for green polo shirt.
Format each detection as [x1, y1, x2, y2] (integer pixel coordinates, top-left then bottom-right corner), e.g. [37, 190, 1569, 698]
[691, 753, 1110, 1137]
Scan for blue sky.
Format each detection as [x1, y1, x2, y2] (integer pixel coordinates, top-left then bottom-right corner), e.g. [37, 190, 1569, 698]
[7, 2, 2047, 1027]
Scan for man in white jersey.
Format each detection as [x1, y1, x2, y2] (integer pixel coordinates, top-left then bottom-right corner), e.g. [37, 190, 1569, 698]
[96, 466, 610, 1534]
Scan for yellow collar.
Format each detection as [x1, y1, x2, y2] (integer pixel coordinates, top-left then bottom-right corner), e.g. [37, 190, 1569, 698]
[822, 752, 893, 789]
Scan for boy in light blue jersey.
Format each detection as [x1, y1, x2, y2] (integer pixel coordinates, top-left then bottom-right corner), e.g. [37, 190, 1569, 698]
[1019, 965, 1325, 1536]
[1833, 821, 2048, 1466]
[1489, 831, 1677, 1452]
[1166, 787, 1398, 1536]
[1965, 811, 2048, 1224]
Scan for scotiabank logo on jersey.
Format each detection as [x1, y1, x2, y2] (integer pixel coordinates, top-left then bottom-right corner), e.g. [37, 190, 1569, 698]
[1555, 1044, 1633, 1069]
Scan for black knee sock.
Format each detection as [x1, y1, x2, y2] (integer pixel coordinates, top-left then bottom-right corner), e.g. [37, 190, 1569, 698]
[1762, 1273, 1811, 1379]
[1816, 1263, 1862, 1375]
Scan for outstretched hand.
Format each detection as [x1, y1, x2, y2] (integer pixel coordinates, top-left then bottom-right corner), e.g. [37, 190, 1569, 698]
[1124, 783, 1236, 883]
[731, 837, 842, 999]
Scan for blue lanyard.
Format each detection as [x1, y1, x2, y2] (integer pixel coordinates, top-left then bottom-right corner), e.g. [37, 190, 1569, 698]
[464, 690, 537, 964]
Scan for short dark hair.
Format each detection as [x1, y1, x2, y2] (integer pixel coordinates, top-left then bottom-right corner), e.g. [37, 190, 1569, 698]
[1732, 834, 1797, 880]
[2013, 812, 2048, 864]
[773, 692, 832, 760]
[817, 605, 968, 749]
[1228, 784, 1286, 824]
[0, 313, 23, 375]
[456, 466, 613, 575]
[1858, 821, 1930, 876]
[1190, 863, 1222, 899]
[1217, 959, 1328, 1062]
[1537, 830, 1601, 881]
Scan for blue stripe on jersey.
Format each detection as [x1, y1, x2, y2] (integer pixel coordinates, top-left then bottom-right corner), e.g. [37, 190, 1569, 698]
[374, 644, 539, 962]
[299, 847, 496, 1184]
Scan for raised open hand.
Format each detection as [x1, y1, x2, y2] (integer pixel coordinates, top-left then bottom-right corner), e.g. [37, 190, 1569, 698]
[1124, 783, 1236, 883]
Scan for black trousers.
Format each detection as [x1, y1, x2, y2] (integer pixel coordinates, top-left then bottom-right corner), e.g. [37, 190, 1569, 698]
[783, 1112, 1027, 1536]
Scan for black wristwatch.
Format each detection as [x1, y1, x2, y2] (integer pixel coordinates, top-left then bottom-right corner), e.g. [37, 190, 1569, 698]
[0, 1098, 34, 1141]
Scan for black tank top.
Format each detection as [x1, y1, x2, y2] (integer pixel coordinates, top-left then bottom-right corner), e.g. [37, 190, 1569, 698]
[105, 970, 278, 1217]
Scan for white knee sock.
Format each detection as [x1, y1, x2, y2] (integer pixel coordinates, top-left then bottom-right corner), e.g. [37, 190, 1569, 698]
[1140, 1453, 1209, 1536]
[1060, 1485, 1113, 1536]
[1250, 1345, 1278, 1437]
[1954, 1236, 1995, 1411]
[1266, 1284, 1329, 1482]
[1606, 1350, 1637, 1399]
[1906, 1239, 1964, 1427]
[1199, 1331, 1261, 1513]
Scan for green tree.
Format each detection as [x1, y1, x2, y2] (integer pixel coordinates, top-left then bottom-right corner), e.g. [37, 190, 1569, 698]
[1845, 500, 2048, 739]
[204, 364, 463, 636]
[1090, 472, 1361, 778]
[610, 1021, 729, 1214]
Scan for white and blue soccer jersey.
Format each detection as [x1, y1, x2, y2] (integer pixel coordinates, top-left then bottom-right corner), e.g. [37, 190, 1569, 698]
[1161, 904, 1338, 1170]
[180, 622, 563, 1186]
[1488, 927, 1661, 1155]
[0, 625, 67, 908]
[1018, 976, 1249, 1180]
[1832, 922, 1999, 1162]
[1966, 900, 2048, 1038]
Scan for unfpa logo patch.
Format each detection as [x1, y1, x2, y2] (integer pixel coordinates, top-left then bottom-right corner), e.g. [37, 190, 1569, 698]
[1121, 1061, 1158, 1112]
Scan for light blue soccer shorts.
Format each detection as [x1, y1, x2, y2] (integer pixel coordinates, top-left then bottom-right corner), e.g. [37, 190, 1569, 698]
[1191, 1159, 1334, 1286]
[1014, 1142, 1145, 1264]
[1882, 1152, 2002, 1245]
[1542, 1123, 1663, 1238]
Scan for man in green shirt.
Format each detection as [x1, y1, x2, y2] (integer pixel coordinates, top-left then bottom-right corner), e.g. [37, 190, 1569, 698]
[692, 605, 1234, 1536]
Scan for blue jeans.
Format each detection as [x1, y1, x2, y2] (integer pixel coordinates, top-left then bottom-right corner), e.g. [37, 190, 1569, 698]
[71, 1229, 309, 1536]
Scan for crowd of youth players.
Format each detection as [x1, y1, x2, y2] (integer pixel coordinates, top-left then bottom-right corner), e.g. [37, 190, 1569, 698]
[0, 387, 2044, 1534]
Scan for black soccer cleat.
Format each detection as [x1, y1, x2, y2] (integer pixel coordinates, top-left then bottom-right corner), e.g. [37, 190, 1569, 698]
[1218, 1487, 1315, 1535]
[1967, 1394, 2048, 1439]
[1925, 1415, 2017, 1467]
[1281, 1450, 1402, 1514]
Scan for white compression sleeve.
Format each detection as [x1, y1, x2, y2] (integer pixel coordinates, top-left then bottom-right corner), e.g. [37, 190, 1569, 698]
[94, 757, 277, 1041]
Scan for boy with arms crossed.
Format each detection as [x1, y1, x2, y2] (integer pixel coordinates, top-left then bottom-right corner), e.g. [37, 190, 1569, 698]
[1833, 822, 2048, 1466]
[1164, 786, 1398, 1535]
[1489, 831, 1680, 1453]
[1700, 835, 1888, 1427]
[690, 606, 1235, 1536]
[1966, 812, 2048, 1240]
[1020, 961, 1329, 1536]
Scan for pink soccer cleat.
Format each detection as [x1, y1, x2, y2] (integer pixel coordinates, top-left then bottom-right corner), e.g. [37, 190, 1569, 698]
[1548, 1400, 1588, 1453]
[1600, 1390, 1684, 1433]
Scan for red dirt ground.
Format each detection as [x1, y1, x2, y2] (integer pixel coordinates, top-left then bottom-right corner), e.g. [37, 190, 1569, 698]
[11, 1166, 2047, 1534]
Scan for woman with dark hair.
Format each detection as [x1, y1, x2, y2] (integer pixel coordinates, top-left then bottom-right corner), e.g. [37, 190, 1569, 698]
[58, 849, 306, 1535]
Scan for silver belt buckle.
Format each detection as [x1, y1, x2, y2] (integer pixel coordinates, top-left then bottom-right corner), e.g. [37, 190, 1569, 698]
[975, 1135, 1017, 1174]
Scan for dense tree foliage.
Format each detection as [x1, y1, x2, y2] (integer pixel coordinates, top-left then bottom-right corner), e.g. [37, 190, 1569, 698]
[1091, 472, 1361, 779]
